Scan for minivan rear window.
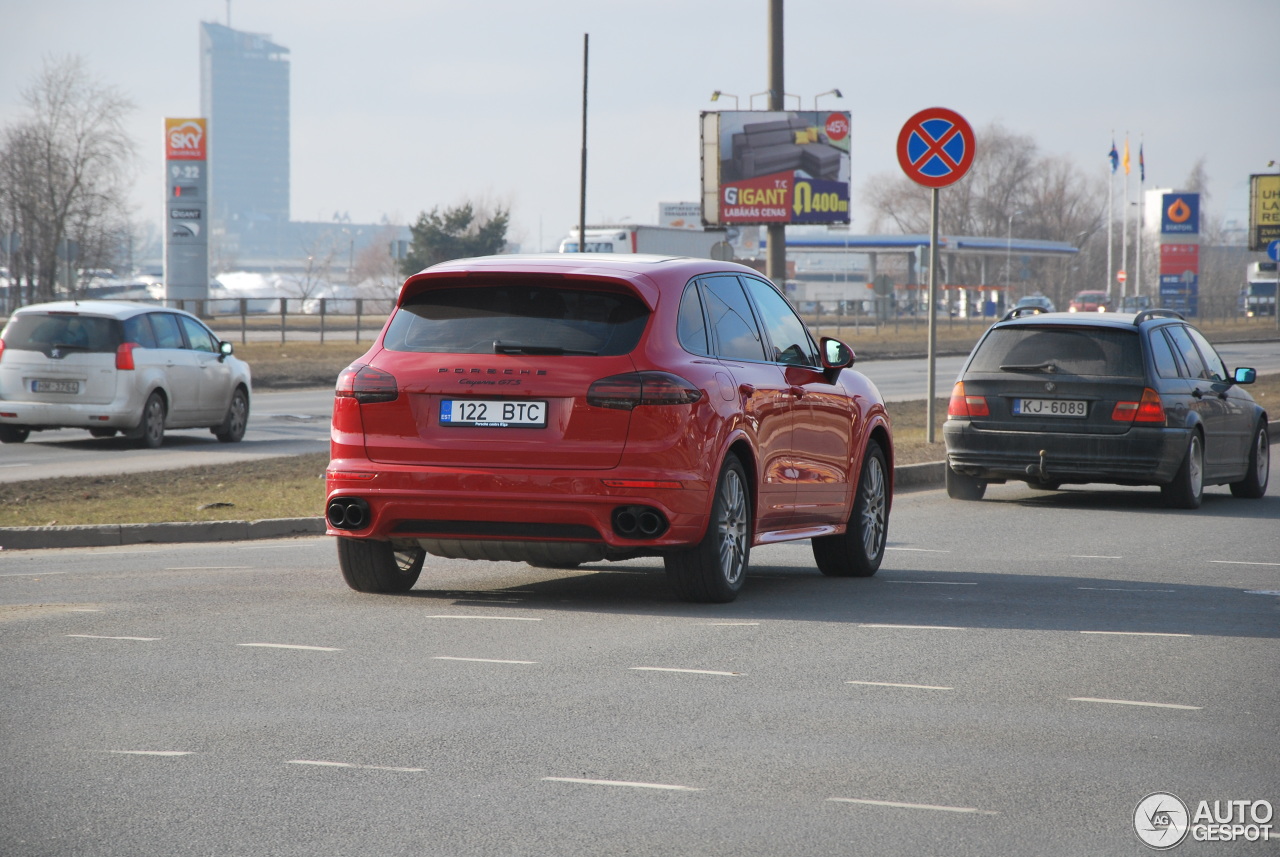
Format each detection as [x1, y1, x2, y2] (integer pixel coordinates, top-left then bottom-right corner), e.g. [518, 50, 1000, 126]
[2, 313, 121, 354]
[969, 326, 1143, 377]
[383, 285, 649, 356]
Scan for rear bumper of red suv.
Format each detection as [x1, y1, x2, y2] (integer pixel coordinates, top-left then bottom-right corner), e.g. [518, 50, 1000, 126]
[325, 458, 714, 552]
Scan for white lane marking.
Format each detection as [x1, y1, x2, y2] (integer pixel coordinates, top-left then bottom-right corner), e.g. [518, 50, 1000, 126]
[433, 656, 538, 665]
[1081, 631, 1192, 638]
[1069, 697, 1201, 710]
[697, 622, 760, 626]
[237, 643, 341, 652]
[109, 750, 193, 757]
[165, 566, 253, 570]
[1078, 587, 1175, 593]
[423, 615, 542, 621]
[859, 624, 967, 631]
[543, 777, 702, 792]
[67, 608, 102, 612]
[630, 667, 742, 676]
[846, 680, 953, 691]
[287, 760, 426, 772]
[828, 797, 998, 816]
[1245, 590, 1280, 596]
[1, 572, 68, 577]
[886, 547, 951, 553]
[1211, 560, 1280, 567]
[1071, 555, 1123, 559]
[885, 580, 977, 586]
[67, 634, 158, 641]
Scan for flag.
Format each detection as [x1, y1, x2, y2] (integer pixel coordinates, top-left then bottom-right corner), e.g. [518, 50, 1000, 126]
[1109, 140, 1119, 173]
[1123, 138, 1130, 176]
[1139, 143, 1145, 182]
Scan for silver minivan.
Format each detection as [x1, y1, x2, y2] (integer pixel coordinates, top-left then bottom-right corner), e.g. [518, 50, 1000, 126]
[0, 300, 251, 448]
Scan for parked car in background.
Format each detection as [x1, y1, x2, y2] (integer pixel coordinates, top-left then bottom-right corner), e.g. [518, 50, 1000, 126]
[1012, 294, 1055, 313]
[0, 301, 251, 448]
[943, 308, 1268, 508]
[1068, 290, 1112, 313]
[326, 254, 894, 602]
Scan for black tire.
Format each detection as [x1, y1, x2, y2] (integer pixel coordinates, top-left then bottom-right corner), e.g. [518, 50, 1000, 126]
[1162, 431, 1204, 509]
[946, 463, 986, 500]
[1229, 422, 1270, 499]
[214, 386, 250, 443]
[812, 440, 889, 577]
[128, 392, 166, 449]
[664, 454, 750, 603]
[337, 537, 425, 593]
[0, 426, 29, 444]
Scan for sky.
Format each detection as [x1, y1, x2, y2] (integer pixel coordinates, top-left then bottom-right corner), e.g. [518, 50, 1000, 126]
[2, 0, 1276, 254]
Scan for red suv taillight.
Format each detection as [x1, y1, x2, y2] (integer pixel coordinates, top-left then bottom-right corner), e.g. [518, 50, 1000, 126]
[947, 381, 989, 417]
[587, 372, 703, 410]
[335, 363, 398, 404]
[115, 342, 137, 370]
[1111, 387, 1164, 424]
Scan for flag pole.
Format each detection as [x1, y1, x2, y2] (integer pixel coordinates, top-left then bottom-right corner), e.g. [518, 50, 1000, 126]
[1121, 135, 1130, 301]
[1107, 136, 1115, 297]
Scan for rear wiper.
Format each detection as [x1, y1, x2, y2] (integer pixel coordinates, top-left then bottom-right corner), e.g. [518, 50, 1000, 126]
[999, 361, 1058, 373]
[492, 340, 598, 356]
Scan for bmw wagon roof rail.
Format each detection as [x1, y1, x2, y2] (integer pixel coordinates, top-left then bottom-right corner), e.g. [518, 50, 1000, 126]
[999, 306, 1049, 322]
[1133, 308, 1185, 325]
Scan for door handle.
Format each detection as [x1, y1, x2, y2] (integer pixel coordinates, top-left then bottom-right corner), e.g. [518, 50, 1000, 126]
[788, 386, 805, 398]
[1191, 388, 1204, 399]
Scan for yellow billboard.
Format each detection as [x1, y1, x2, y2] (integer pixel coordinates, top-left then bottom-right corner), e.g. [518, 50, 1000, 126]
[1249, 173, 1280, 250]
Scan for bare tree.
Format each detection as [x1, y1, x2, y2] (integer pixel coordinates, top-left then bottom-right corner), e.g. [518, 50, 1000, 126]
[0, 56, 136, 303]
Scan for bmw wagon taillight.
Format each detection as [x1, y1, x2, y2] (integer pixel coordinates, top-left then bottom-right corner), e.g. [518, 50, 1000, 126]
[115, 342, 137, 370]
[947, 382, 989, 417]
[1112, 388, 1164, 424]
[335, 363, 398, 404]
[587, 372, 703, 410]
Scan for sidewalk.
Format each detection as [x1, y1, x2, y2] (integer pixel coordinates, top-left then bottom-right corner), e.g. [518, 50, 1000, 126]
[0, 463, 948, 551]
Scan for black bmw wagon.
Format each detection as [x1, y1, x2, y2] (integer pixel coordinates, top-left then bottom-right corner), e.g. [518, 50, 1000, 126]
[943, 308, 1269, 508]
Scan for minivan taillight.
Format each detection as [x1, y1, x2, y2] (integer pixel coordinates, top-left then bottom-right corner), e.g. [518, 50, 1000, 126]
[335, 363, 398, 404]
[1112, 388, 1164, 424]
[587, 372, 703, 410]
[116, 342, 137, 370]
[947, 382, 988, 417]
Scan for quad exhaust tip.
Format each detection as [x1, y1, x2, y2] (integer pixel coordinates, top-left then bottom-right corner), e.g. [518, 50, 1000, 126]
[612, 505, 668, 539]
[327, 497, 371, 530]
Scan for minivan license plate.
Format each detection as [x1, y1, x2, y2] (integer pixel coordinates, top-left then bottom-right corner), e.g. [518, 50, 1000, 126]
[440, 399, 547, 428]
[1013, 398, 1086, 417]
[32, 379, 79, 394]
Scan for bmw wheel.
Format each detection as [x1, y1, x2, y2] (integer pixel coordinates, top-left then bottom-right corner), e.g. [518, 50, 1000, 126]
[813, 440, 889, 577]
[1162, 431, 1204, 509]
[1229, 423, 1270, 499]
[664, 454, 750, 603]
[337, 537, 426, 593]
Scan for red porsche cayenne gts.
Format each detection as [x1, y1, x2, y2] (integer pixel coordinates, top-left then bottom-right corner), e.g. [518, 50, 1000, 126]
[326, 254, 893, 602]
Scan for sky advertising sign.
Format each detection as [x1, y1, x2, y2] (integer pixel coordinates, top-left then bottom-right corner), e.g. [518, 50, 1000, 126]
[1160, 192, 1200, 235]
[700, 110, 851, 226]
[164, 118, 209, 301]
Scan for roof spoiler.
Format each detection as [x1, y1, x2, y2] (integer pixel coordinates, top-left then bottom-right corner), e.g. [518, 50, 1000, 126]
[1133, 309, 1184, 325]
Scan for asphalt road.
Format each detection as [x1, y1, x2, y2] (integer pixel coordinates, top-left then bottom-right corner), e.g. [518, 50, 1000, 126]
[3, 342, 1275, 483]
[2, 480, 1277, 856]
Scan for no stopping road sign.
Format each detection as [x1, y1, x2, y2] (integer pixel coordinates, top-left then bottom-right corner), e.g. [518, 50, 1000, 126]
[897, 107, 976, 189]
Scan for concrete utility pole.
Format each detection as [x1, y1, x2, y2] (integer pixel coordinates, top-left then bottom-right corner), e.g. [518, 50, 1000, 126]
[766, 0, 787, 286]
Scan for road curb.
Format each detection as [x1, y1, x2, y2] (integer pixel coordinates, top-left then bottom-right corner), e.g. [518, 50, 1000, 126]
[0, 462, 955, 551]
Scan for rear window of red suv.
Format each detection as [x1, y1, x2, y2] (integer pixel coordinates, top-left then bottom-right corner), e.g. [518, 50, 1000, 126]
[382, 284, 649, 356]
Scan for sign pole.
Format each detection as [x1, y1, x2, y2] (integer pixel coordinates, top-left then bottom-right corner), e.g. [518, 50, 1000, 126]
[926, 187, 940, 443]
